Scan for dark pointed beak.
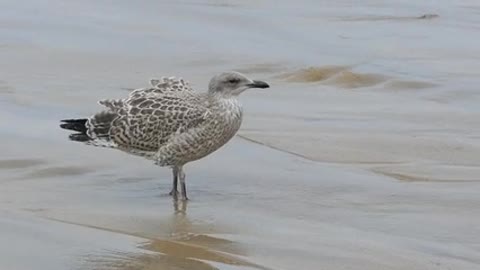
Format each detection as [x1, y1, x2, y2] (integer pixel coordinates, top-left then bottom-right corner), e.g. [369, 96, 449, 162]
[247, 80, 270, 89]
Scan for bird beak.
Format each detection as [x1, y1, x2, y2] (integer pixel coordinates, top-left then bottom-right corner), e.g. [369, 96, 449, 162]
[247, 80, 270, 89]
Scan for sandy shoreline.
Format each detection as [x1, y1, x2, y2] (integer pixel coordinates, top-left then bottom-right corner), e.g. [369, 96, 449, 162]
[1, 131, 479, 269]
[2, 0, 480, 269]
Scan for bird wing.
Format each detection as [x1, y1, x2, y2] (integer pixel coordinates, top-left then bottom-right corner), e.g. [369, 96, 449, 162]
[126, 77, 194, 101]
[149, 76, 194, 92]
[100, 91, 209, 152]
[64, 77, 201, 149]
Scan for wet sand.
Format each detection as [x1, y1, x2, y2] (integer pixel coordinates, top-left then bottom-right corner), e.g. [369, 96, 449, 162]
[1, 0, 480, 269]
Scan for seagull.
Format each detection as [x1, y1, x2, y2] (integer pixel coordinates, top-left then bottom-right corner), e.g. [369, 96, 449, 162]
[60, 72, 269, 200]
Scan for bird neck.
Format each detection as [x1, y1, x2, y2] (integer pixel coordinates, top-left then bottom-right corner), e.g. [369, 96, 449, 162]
[207, 90, 237, 99]
[208, 93, 242, 117]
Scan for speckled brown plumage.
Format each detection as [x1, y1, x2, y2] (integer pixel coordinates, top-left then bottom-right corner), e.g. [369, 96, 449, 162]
[60, 72, 269, 200]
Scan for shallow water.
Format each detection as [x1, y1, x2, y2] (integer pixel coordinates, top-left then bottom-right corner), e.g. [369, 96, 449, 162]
[1, 0, 480, 269]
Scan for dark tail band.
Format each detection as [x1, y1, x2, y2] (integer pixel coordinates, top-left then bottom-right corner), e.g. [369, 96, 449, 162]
[60, 118, 88, 133]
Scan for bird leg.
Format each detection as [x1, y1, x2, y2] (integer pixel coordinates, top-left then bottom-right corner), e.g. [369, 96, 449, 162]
[178, 166, 188, 201]
[169, 166, 179, 198]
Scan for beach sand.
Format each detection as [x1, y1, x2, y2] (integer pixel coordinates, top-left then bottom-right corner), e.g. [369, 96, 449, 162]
[1, 0, 479, 269]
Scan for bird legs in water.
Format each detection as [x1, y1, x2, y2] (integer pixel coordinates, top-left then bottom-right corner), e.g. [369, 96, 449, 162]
[169, 166, 188, 200]
[169, 167, 178, 197]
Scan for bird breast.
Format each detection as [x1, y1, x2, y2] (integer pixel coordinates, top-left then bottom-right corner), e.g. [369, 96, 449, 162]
[186, 97, 243, 161]
[216, 98, 243, 125]
[209, 97, 243, 145]
[155, 97, 243, 166]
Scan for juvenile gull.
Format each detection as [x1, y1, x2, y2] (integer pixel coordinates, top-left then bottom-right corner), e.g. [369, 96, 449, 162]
[60, 72, 269, 200]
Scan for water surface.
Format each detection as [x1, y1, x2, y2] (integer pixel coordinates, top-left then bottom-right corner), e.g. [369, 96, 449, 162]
[1, 0, 480, 269]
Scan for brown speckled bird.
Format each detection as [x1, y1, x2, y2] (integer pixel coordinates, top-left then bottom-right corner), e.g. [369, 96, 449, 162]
[60, 72, 269, 200]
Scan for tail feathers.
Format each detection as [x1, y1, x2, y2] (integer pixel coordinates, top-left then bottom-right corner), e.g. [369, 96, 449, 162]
[68, 133, 91, 142]
[88, 111, 117, 138]
[60, 118, 88, 133]
[60, 112, 116, 144]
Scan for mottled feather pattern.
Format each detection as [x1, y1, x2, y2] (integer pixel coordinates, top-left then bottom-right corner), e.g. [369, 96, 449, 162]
[149, 77, 193, 92]
[154, 97, 242, 166]
[60, 71, 269, 200]
[116, 91, 209, 152]
[82, 77, 243, 166]
[85, 111, 117, 139]
[98, 99, 125, 112]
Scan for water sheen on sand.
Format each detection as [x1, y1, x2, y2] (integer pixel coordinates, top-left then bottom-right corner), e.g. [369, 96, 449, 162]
[1, 1, 480, 269]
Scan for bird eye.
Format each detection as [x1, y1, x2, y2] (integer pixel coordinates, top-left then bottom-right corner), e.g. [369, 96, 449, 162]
[228, 78, 239, 84]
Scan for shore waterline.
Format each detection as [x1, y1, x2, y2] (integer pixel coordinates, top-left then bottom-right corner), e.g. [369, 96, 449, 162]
[1, 1, 480, 269]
